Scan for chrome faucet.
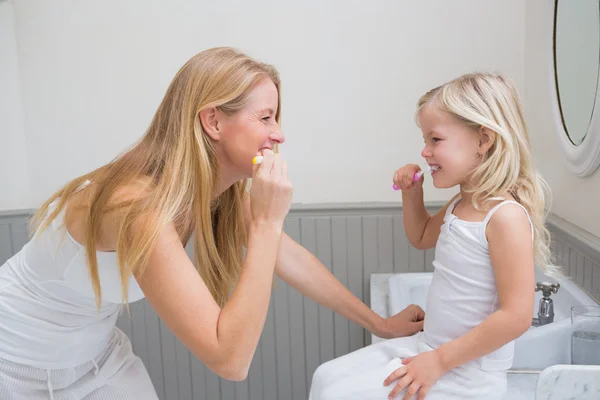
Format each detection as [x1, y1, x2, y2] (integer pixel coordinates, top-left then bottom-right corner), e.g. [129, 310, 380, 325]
[532, 282, 560, 327]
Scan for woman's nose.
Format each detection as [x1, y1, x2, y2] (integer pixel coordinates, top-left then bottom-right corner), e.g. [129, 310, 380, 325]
[270, 124, 285, 144]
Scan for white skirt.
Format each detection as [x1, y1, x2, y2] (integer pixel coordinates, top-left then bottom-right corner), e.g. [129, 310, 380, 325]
[309, 332, 507, 400]
[0, 328, 158, 400]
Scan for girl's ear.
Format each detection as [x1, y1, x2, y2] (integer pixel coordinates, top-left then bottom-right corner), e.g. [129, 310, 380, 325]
[477, 127, 495, 155]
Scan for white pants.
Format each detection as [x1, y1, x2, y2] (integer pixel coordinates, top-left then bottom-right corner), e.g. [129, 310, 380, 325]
[0, 328, 158, 400]
[309, 333, 507, 400]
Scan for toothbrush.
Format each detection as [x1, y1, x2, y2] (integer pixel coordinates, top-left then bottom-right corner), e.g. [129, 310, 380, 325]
[252, 146, 279, 165]
[392, 166, 430, 191]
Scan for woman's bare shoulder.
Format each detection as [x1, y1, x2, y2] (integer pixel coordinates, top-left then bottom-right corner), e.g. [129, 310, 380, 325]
[65, 177, 155, 251]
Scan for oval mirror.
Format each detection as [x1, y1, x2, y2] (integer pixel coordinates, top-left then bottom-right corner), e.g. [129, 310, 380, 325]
[551, 0, 600, 176]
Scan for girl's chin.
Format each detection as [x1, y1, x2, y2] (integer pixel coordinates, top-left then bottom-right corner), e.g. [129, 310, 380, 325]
[431, 175, 458, 189]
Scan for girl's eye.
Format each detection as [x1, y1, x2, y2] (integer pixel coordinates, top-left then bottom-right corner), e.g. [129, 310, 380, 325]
[432, 138, 441, 143]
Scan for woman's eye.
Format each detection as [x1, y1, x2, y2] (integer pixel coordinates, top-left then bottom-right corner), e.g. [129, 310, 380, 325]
[262, 116, 271, 121]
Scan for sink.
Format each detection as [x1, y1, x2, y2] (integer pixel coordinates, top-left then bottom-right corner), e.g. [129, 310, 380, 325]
[386, 269, 599, 370]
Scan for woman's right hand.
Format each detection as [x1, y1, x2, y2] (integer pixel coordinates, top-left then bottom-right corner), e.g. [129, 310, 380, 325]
[393, 163, 422, 191]
[250, 150, 293, 229]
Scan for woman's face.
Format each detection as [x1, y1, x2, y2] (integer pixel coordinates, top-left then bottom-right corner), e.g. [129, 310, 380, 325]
[213, 78, 284, 180]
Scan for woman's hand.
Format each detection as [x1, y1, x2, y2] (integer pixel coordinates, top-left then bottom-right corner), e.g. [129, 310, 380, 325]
[376, 304, 425, 339]
[384, 350, 448, 399]
[250, 150, 293, 229]
[393, 164, 422, 191]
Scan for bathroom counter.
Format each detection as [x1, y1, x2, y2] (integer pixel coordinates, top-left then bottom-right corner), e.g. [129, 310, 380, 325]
[370, 274, 540, 398]
[506, 373, 539, 399]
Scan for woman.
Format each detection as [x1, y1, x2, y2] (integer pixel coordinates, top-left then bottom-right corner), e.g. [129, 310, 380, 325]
[0, 47, 424, 399]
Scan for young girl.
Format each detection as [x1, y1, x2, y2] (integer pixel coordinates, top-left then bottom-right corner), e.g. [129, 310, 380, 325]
[309, 72, 559, 400]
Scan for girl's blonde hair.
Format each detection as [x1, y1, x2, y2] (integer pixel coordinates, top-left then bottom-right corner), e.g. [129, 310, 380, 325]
[31, 47, 282, 309]
[417, 72, 559, 275]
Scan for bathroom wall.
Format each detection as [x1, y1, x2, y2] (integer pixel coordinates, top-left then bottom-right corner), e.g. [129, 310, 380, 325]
[7, 1, 598, 236]
[3, 0, 526, 209]
[0, 1, 30, 211]
[522, 0, 600, 311]
[2, 1, 600, 399]
[523, 0, 600, 238]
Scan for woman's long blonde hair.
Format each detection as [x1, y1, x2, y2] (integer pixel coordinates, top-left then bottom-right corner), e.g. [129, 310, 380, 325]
[31, 47, 281, 309]
[417, 72, 559, 275]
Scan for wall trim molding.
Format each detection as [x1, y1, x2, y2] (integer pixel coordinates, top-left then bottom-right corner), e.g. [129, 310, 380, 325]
[547, 213, 600, 265]
[0, 209, 34, 218]
[288, 201, 446, 216]
[2, 203, 599, 264]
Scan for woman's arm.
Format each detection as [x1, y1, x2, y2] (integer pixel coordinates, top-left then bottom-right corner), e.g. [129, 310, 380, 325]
[241, 194, 424, 338]
[137, 151, 292, 382]
[137, 221, 282, 381]
[274, 233, 425, 338]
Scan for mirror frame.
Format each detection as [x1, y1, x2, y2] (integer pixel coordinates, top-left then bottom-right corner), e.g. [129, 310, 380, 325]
[549, 0, 600, 177]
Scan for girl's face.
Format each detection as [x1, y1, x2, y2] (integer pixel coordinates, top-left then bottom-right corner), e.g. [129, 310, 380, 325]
[418, 103, 482, 189]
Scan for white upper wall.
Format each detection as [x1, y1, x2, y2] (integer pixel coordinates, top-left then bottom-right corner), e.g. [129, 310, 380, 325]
[0, 1, 30, 211]
[5, 0, 525, 209]
[524, 0, 600, 237]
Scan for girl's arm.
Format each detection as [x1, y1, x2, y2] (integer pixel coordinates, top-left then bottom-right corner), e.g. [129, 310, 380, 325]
[394, 163, 459, 250]
[435, 203, 535, 369]
[402, 187, 458, 250]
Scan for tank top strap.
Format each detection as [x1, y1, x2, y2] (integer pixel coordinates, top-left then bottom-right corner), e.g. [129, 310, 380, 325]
[444, 195, 462, 219]
[482, 200, 534, 244]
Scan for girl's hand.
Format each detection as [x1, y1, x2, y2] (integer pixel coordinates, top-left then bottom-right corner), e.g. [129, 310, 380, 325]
[383, 350, 448, 399]
[393, 164, 422, 191]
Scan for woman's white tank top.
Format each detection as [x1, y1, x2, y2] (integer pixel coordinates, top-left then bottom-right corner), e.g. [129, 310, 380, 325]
[0, 193, 144, 369]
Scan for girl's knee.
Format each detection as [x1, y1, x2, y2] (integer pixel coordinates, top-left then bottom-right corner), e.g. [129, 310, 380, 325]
[312, 361, 334, 387]
[316, 384, 340, 400]
[311, 359, 343, 399]
[311, 377, 339, 400]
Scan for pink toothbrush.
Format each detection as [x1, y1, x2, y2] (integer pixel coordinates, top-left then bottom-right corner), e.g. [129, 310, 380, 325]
[392, 167, 429, 191]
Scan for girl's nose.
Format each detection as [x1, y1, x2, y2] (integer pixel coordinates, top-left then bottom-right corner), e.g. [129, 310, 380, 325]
[421, 145, 432, 159]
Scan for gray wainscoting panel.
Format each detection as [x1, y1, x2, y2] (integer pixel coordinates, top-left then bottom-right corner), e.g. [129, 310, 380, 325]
[547, 213, 600, 301]
[0, 210, 31, 266]
[2, 203, 600, 400]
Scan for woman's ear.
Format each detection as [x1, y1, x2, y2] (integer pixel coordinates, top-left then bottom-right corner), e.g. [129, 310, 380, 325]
[477, 127, 495, 155]
[199, 107, 221, 141]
